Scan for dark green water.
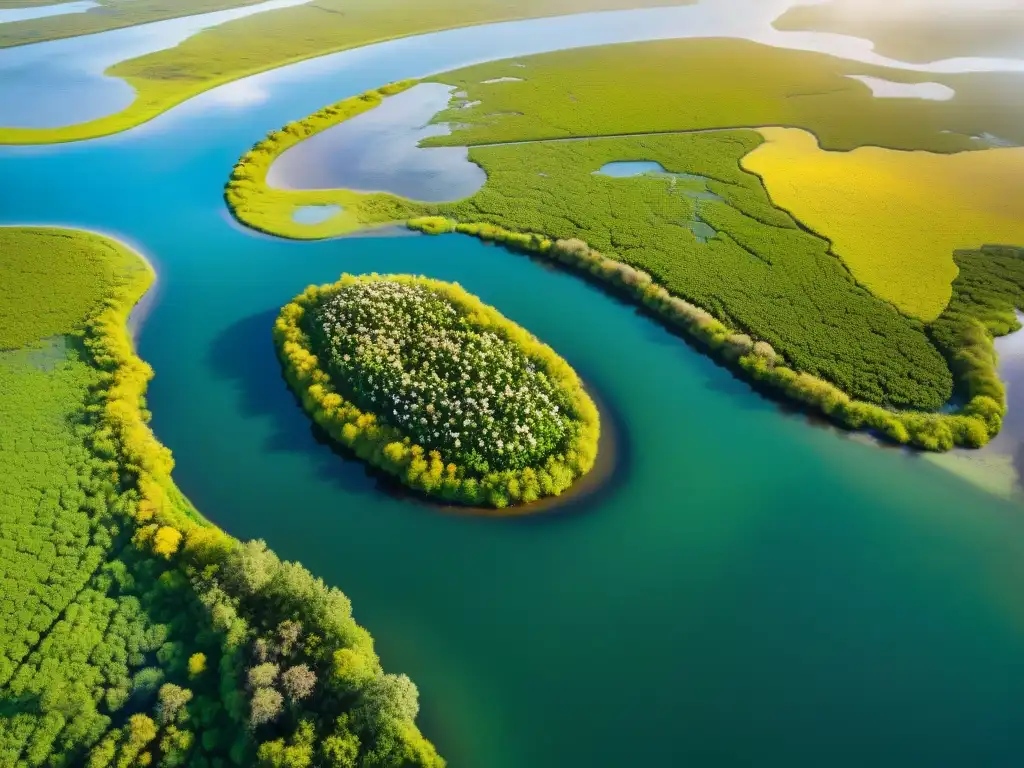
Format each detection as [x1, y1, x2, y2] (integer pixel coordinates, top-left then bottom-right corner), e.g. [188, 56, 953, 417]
[4, 18, 1024, 767]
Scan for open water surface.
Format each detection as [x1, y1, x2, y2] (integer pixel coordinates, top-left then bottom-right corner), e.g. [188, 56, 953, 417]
[4, 6, 1024, 767]
[267, 83, 486, 202]
[4, 0, 1024, 131]
[0, 0, 97, 25]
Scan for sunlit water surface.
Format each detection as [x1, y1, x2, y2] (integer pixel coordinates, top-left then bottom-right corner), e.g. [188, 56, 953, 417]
[2, 7, 1024, 768]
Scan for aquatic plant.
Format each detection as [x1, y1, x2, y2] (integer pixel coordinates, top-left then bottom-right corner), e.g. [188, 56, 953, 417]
[275, 274, 600, 507]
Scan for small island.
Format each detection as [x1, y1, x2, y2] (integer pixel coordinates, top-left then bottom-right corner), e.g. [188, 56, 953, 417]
[275, 274, 600, 508]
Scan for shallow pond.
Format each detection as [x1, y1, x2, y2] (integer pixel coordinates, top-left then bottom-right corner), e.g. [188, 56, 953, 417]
[267, 83, 486, 203]
[596, 160, 723, 242]
[4, 7, 1024, 768]
[291, 203, 342, 224]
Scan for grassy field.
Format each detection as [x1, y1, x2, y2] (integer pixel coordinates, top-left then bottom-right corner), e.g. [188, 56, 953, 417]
[773, 0, 1024, 63]
[0, 0, 690, 145]
[742, 127, 1024, 321]
[422, 38, 1024, 152]
[0, 0, 270, 49]
[0, 227, 443, 766]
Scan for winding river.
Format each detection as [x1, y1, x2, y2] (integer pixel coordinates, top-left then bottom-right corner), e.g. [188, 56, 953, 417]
[4, 3, 1024, 766]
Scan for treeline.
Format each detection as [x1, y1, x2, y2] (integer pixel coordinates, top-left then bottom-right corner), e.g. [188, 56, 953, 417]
[0, 229, 443, 767]
[274, 274, 600, 508]
[928, 245, 1024, 427]
[409, 217, 1004, 451]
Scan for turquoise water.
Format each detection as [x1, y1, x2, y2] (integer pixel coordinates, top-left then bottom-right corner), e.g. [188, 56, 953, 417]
[3, 16, 1024, 768]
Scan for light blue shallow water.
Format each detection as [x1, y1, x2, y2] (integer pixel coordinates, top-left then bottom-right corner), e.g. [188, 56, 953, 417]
[0, 1, 97, 25]
[292, 204, 342, 224]
[3, 9, 1024, 768]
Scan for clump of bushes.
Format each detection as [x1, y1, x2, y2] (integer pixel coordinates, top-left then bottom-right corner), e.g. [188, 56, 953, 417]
[409, 218, 1008, 452]
[275, 274, 600, 508]
[1, 228, 444, 767]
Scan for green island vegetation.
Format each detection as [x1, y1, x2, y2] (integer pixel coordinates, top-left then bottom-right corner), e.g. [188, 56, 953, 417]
[773, 0, 1024, 64]
[225, 42, 1024, 452]
[419, 38, 1024, 153]
[0, 0, 270, 49]
[275, 274, 600, 508]
[0, 227, 442, 767]
[930, 245, 1024, 409]
[0, 0, 690, 145]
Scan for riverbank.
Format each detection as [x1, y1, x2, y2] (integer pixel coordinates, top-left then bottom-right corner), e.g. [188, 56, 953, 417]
[0, 0, 692, 144]
[0, 225, 444, 766]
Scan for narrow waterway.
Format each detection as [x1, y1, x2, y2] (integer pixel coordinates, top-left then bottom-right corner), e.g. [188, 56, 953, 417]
[3, 6, 1024, 768]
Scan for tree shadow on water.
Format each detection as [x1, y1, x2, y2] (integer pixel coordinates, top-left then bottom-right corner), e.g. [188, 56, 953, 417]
[207, 309, 390, 503]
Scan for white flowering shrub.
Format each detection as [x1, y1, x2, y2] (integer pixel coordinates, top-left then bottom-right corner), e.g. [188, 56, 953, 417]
[315, 280, 576, 474]
[275, 274, 600, 507]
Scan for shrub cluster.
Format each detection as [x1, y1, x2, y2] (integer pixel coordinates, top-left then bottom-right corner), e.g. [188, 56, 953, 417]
[275, 274, 600, 508]
[409, 218, 1001, 452]
[0, 229, 443, 767]
[314, 279, 578, 474]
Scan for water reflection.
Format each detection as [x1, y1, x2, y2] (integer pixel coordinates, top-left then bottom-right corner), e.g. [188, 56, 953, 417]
[0, 0, 311, 128]
[847, 75, 955, 100]
[0, 1, 97, 25]
[266, 83, 486, 203]
[4, 0, 1024, 131]
[292, 204, 342, 224]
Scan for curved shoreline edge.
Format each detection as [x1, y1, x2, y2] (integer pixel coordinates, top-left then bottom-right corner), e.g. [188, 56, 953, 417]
[2, 225, 444, 764]
[224, 84, 1011, 454]
[0, 2, 698, 146]
[410, 220, 1006, 452]
[274, 273, 601, 509]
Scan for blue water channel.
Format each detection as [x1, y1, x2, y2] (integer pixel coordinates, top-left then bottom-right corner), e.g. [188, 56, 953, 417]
[4, 7, 1024, 767]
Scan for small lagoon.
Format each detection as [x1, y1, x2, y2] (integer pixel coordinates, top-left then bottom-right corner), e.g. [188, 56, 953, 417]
[266, 83, 486, 203]
[596, 160, 723, 242]
[292, 204, 342, 225]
